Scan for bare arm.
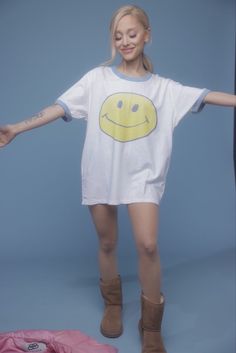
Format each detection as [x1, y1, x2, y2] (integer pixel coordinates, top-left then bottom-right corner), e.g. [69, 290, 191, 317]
[204, 91, 236, 107]
[0, 104, 65, 147]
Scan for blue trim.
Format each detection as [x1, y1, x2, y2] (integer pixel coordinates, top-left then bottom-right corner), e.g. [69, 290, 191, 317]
[55, 99, 73, 122]
[191, 89, 211, 113]
[111, 66, 152, 82]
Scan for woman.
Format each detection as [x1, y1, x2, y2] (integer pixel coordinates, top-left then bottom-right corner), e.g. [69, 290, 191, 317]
[0, 5, 235, 353]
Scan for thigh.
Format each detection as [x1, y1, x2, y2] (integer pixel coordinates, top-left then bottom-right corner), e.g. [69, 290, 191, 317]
[127, 203, 159, 247]
[88, 204, 118, 240]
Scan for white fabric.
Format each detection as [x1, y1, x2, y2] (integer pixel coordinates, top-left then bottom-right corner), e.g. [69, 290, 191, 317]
[56, 66, 208, 205]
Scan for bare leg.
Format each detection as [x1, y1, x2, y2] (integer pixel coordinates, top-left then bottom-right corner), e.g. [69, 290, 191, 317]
[89, 205, 122, 337]
[127, 202, 162, 304]
[89, 204, 119, 281]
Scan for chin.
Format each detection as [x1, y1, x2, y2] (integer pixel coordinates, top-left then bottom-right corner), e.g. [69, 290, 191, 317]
[122, 56, 136, 62]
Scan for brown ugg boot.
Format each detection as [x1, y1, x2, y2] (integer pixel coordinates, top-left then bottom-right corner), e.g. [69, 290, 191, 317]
[139, 293, 167, 353]
[99, 275, 123, 338]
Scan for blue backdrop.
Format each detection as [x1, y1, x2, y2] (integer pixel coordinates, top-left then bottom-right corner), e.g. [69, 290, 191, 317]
[0, 0, 235, 270]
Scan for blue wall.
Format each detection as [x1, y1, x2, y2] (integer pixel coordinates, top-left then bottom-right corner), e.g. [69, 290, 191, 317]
[0, 0, 235, 269]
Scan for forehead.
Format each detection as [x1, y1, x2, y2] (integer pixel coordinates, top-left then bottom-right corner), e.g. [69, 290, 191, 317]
[116, 14, 143, 33]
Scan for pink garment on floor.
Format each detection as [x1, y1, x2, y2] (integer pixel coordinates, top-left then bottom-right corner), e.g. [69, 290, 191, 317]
[0, 330, 118, 353]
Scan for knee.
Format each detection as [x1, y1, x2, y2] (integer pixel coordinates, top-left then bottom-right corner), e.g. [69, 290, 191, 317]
[137, 240, 158, 259]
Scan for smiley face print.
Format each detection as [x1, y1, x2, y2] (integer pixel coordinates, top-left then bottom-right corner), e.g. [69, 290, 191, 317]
[99, 93, 157, 142]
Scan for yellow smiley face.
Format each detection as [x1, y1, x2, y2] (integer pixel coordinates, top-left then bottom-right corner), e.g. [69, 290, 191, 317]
[99, 93, 157, 142]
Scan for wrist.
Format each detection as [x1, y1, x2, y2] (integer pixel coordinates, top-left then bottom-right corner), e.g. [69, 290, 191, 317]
[11, 122, 26, 135]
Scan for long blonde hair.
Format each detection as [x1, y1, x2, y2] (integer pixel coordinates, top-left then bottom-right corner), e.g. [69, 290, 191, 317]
[103, 5, 153, 73]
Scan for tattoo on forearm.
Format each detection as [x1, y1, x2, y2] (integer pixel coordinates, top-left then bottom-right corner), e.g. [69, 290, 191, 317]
[24, 111, 45, 125]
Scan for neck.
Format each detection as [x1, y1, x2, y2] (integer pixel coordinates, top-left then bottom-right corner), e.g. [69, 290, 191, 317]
[118, 56, 147, 77]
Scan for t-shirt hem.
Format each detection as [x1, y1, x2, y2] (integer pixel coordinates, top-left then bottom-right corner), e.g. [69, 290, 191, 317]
[81, 198, 160, 206]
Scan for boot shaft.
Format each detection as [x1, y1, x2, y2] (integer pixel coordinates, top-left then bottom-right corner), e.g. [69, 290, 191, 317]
[100, 275, 122, 306]
[139, 294, 167, 353]
[141, 294, 165, 332]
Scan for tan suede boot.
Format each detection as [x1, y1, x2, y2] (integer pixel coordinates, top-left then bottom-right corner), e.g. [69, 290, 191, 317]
[139, 293, 167, 353]
[99, 275, 123, 338]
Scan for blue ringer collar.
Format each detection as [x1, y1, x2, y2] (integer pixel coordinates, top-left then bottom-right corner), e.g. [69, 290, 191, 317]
[111, 66, 152, 82]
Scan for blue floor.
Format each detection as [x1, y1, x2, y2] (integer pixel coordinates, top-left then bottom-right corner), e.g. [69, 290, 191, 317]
[0, 248, 235, 353]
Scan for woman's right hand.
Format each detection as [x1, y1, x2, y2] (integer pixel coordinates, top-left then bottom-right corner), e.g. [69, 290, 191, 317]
[0, 125, 17, 148]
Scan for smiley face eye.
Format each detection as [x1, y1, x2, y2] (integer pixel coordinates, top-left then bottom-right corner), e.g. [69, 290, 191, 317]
[132, 104, 139, 112]
[117, 100, 123, 109]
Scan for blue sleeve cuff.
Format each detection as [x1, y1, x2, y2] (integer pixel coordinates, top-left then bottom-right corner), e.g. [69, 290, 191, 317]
[191, 89, 211, 113]
[55, 99, 73, 122]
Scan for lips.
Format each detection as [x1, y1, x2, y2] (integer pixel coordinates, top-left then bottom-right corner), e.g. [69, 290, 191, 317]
[121, 48, 135, 54]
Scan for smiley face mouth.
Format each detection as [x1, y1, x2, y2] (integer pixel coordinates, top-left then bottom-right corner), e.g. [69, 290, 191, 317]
[102, 113, 150, 128]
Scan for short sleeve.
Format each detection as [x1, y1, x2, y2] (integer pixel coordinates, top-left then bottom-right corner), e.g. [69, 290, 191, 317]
[168, 79, 210, 128]
[55, 72, 90, 122]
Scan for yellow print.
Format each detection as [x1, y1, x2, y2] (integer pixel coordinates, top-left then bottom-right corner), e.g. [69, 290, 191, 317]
[99, 93, 157, 142]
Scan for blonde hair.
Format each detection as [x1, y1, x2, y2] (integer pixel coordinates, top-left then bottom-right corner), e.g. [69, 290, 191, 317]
[103, 5, 153, 72]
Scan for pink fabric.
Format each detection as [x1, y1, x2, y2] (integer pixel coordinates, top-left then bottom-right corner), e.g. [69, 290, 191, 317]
[0, 330, 118, 353]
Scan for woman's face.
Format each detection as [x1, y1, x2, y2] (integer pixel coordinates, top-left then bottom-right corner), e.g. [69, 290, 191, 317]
[114, 14, 150, 63]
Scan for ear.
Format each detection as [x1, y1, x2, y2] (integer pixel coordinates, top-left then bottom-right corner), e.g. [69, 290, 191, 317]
[144, 27, 151, 43]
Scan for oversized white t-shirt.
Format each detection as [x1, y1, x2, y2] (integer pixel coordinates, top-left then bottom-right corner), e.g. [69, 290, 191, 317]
[56, 66, 209, 205]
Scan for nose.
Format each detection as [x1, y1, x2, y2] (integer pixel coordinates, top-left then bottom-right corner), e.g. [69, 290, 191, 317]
[122, 35, 129, 47]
